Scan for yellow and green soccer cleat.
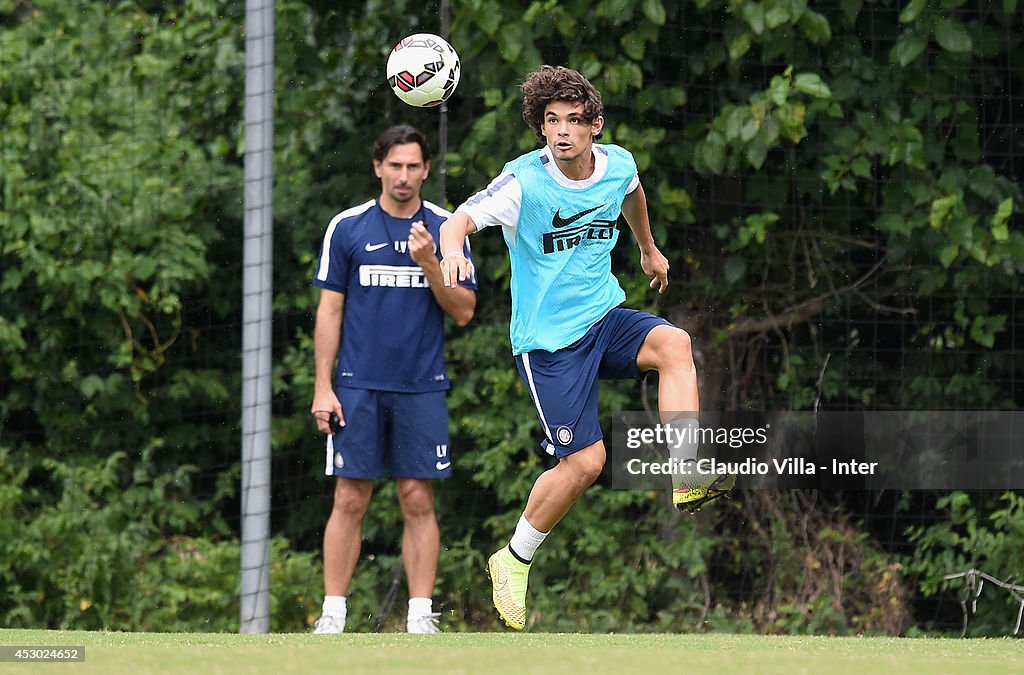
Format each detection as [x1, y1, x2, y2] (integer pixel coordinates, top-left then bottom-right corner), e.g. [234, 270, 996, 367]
[673, 472, 737, 513]
[487, 547, 531, 630]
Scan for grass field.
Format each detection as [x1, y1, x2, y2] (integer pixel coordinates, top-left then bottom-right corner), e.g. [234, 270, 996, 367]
[2, 630, 1022, 674]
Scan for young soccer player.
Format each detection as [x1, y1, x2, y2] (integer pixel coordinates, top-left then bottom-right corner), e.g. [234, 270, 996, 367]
[437, 66, 734, 630]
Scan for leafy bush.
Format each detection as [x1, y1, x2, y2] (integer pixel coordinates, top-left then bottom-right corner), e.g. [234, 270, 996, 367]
[905, 491, 1024, 637]
[0, 446, 318, 632]
[3, 0, 1023, 635]
[706, 491, 910, 636]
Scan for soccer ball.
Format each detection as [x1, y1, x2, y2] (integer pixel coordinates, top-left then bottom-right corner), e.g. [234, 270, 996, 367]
[386, 33, 461, 108]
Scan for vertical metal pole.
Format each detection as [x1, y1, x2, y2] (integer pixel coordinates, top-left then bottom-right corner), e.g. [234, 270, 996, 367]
[241, 0, 274, 634]
[438, 0, 450, 206]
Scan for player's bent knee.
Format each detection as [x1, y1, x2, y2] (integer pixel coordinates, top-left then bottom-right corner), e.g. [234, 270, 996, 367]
[577, 462, 603, 488]
[644, 325, 694, 371]
[663, 326, 693, 358]
[566, 449, 605, 488]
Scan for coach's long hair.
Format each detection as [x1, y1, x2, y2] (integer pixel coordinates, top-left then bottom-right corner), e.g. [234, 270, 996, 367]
[372, 124, 432, 163]
[521, 65, 604, 142]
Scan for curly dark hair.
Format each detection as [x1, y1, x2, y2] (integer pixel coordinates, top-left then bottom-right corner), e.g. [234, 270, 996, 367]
[521, 65, 604, 141]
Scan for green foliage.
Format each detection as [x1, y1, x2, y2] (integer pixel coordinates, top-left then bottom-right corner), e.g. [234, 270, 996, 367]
[905, 491, 1024, 636]
[708, 492, 910, 635]
[3, 0, 1022, 635]
[0, 445, 317, 631]
[676, 0, 1024, 411]
[0, 0, 243, 485]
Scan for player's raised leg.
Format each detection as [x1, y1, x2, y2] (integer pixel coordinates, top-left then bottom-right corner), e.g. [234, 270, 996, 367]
[636, 325, 735, 511]
[316, 477, 372, 633]
[636, 324, 699, 412]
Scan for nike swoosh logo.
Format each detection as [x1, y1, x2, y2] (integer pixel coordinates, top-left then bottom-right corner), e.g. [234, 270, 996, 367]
[552, 204, 605, 228]
[365, 242, 389, 252]
[490, 561, 507, 590]
[435, 460, 451, 470]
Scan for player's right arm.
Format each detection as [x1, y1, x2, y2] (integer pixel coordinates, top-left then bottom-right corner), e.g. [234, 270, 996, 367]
[438, 212, 478, 288]
[311, 288, 345, 434]
[440, 170, 523, 288]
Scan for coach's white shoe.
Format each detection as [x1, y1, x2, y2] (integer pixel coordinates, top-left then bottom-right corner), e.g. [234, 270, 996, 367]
[407, 612, 441, 634]
[313, 613, 346, 634]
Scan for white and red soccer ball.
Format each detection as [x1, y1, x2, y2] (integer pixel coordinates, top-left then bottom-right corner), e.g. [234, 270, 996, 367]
[386, 33, 461, 108]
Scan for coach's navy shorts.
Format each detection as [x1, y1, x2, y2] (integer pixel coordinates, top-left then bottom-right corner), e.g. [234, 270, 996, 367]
[324, 388, 451, 479]
[514, 307, 671, 458]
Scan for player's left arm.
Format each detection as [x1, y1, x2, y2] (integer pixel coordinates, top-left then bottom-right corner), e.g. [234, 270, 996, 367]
[621, 182, 670, 294]
[409, 221, 476, 326]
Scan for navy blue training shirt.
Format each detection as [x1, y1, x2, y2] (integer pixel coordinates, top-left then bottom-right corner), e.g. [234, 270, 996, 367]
[313, 198, 476, 393]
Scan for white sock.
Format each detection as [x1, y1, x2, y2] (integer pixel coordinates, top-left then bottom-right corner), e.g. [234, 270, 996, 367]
[407, 597, 433, 619]
[665, 418, 708, 489]
[508, 513, 547, 563]
[667, 417, 719, 489]
[665, 417, 700, 462]
[322, 595, 347, 617]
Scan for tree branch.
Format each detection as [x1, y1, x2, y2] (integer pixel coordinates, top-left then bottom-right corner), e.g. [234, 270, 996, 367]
[727, 258, 906, 337]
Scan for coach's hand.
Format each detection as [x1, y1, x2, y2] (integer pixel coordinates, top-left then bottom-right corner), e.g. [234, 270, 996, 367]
[408, 221, 438, 269]
[311, 391, 344, 435]
[641, 246, 670, 294]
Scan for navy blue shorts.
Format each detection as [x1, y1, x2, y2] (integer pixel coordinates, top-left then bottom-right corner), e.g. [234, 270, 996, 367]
[514, 307, 671, 458]
[324, 388, 451, 479]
